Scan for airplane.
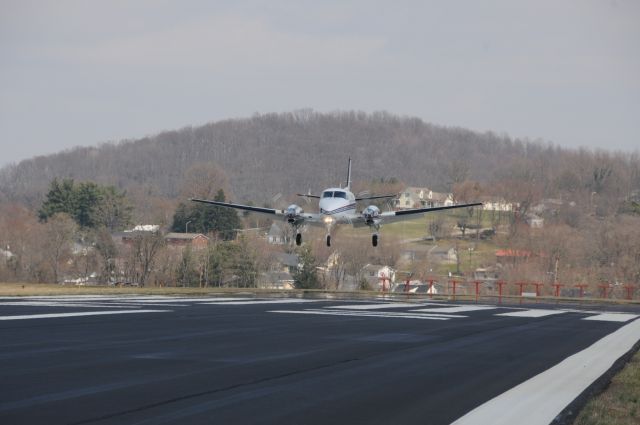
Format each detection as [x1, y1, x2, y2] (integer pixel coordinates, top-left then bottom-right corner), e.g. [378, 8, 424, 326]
[190, 158, 482, 247]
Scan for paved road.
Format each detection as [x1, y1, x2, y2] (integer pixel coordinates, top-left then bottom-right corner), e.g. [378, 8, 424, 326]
[0, 295, 638, 425]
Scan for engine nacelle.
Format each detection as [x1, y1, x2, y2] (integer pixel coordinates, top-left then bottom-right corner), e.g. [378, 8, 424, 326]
[362, 205, 380, 224]
[285, 204, 304, 223]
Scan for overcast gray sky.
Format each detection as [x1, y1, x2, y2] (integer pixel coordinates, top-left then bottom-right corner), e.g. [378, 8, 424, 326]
[1, 0, 638, 167]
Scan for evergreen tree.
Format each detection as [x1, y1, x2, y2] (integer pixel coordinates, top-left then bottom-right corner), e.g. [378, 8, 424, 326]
[38, 178, 76, 222]
[293, 245, 320, 289]
[74, 182, 102, 228]
[171, 189, 241, 239]
[38, 179, 132, 231]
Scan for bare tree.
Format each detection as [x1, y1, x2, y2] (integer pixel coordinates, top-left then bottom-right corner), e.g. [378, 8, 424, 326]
[42, 213, 77, 283]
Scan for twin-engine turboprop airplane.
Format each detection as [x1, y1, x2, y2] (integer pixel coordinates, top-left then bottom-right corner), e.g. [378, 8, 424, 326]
[191, 159, 482, 247]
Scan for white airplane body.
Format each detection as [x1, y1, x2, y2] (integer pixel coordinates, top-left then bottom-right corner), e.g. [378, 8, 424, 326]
[191, 159, 482, 246]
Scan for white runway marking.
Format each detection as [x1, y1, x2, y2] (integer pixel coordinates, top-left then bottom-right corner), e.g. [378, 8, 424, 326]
[495, 309, 567, 318]
[0, 301, 140, 309]
[411, 305, 498, 314]
[0, 310, 171, 321]
[582, 313, 639, 322]
[270, 309, 466, 320]
[452, 317, 640, 425]
[328, 303, 425, 310]
[204, 299, 323, 305]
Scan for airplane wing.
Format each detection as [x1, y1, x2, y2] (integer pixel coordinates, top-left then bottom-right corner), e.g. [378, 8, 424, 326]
[380, 202, 483, 223]
[190, 198, 285, 217]
[348, 202, 483, 227]
[190, 198, 324, 225]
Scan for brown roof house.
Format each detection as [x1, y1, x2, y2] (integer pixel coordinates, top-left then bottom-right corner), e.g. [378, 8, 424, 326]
[164, 233, 210, 250]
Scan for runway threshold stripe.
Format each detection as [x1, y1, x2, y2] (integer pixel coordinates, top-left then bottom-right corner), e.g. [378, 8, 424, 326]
[269, 309, 459, 320]
[411, 306, 498, 314]
[582, 313, 639, 322]
[451, 318, 640, 425]
[495, 309, 566, 318]
[204, 299, 322, 305]
[0, 310, 171, 321]
[328, 303, 425, 310]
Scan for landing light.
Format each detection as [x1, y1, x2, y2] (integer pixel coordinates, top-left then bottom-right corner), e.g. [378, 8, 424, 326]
[323, 216, 334, 224]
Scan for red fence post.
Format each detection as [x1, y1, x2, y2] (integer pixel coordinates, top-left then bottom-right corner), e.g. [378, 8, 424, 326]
[624, 284, 635, 300]
[552, 283, 564, 298]
[598, 284, 610, 299]
[532, 282, 544, 297]
[474, 281, 482, 303]
[428, 279, 435, 299]
[515, 282, 528, 304]
[574, 284, 588, 298]
[450, 280, 458, 301]
[497, 281, 507, 304]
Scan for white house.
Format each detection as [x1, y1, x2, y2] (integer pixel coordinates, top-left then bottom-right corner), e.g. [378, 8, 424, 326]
[362, 264, 396, 290]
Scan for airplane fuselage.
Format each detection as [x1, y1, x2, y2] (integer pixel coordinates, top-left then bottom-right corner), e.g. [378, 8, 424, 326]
[318, 188, 356, 224]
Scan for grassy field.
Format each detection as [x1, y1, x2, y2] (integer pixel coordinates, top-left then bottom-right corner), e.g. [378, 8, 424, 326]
[573, 349, 640, 425]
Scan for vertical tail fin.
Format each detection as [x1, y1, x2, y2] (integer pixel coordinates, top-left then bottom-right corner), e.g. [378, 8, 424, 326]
[346, 157, 352, 190]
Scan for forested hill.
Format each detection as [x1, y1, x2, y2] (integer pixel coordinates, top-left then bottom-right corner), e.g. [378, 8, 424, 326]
[1, 110, 637, 208]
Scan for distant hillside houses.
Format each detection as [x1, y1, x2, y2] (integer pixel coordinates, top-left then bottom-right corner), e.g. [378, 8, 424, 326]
[480, 197, 518, 212]
[396, 187, 454, 209]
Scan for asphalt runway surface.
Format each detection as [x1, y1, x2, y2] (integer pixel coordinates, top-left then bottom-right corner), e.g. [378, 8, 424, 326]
[1, 295, 639, 425]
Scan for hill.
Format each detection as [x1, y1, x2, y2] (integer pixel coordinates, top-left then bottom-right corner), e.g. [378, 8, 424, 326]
[0, 110, 637, 216]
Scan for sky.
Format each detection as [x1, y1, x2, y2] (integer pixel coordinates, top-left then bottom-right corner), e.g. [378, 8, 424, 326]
[1, 0, 638, 167]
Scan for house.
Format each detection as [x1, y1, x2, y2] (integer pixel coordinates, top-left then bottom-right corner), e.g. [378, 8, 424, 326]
[258, 271, 295, 289]
[0, 247, 14, 260]
[473, 267, 500, 282]
[480, 197, 518, 212]
[273, 253, 300, 273]
[430, 191, 454, 207]
[396, 187, 455, 209]
[361, 264, 395, 290]
[164, 233, 209, 250]
[267, 223, 287, 245]
[526, 213, 544, 228]
[396, 187, 431, 209]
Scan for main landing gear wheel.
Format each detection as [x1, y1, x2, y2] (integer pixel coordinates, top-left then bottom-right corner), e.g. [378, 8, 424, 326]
[326, 234, 331, 247]
[296, 233, 302, 246]
[372, 234, 378, 247]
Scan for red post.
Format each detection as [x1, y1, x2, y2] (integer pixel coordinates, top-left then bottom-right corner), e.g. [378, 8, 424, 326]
[624, 284, 635, 300]
[574, 284, 588, 298]
[532, 282, 544, 297]
[450, 280, 458, 301]
[379, 273, 389, 293]
[474, 281, 482, 303]
[598, 284, 610, 299]
[515, 282, 528, 304]
[404, 277, 410, 293]
[552, 283, 564, 298]
[497, 281, 507, 304]
[428, 279, 435, 299]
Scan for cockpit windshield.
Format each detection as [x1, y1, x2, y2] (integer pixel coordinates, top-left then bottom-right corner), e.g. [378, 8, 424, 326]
[322, 191, 348, 199]
[333, 191, 347, 199]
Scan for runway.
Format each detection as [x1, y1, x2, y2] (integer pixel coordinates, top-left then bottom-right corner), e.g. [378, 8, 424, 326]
[0, 295, 638, 425]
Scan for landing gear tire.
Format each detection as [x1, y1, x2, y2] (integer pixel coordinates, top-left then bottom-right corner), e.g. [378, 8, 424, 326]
[296, 233, 302, 246]
[372, 234, 378, 247]
[326, 234, 331, 247]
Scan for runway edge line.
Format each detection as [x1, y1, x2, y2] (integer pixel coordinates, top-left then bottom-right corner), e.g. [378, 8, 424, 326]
[451, 318, 640, 425]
